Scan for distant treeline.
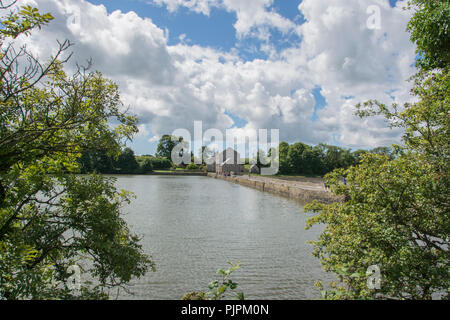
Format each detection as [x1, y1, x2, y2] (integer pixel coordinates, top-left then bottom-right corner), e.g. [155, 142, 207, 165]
[275, 142, 394, 176]
[78, 141, 394, 176]
[78, 148, 172, 174]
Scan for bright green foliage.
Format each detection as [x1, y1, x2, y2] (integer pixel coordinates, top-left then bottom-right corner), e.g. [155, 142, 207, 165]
[0, 5, 53, 39]
[182, 262, 244, 300]
[306, 151, 449, 299]
[186, 163, 199, 171]
[305, 2, 449, 298]
[407, 0, 450, 71]
[0, 4, 153, 299]
[274, 141, 375, 176]
[306, 72, 449, 300]
[287, 142, 309, 173]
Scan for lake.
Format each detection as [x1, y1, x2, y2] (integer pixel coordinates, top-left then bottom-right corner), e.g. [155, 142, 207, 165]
[113, 175, 333, 300]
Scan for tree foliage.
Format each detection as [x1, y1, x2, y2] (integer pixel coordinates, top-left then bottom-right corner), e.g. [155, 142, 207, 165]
[139, 156, 172, 171]
[78, 150, 173, 174]
[113, 148, 139, 174]
[407, 0, 450, 71]
[156, 135, 183, 159]
[0, 3, 153, 299]
[273, 141, 388, 176]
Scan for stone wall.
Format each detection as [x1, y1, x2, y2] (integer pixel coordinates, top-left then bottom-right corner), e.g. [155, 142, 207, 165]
[207, 173, 341, 204]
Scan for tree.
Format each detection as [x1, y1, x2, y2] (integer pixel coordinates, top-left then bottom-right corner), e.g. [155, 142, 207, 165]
[351, 149, 368, 165]
[302, 146, 323, 175]
[0, 3, 153, 299]
[407, 0, 450, 71]
[305, 0, 449, 300]
[318, 144, 355, 174]
[287, 142, 308, 174]
[370, 146, 394, 160]
[339, 148, 356, 169]
[277, 142, 291, 174]
[114, 148, 139, 174]
[156, 135, 183, 160]
[78, 150, 115, 174]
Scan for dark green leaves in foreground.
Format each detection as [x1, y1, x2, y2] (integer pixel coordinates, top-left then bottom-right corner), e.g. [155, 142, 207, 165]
[0, 3, 152, 299]
[407, 0, 450, 71]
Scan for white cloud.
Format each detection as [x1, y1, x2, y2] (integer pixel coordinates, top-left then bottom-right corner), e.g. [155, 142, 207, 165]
[148, 135, 161, 143]
[151, 0, 299, 40]
[136, 124, 150, 138]
[222, 0, 298, 40]
[152, 0, 219, 16]
[15, 0, 417, 150]
[289, 0, 416, 147]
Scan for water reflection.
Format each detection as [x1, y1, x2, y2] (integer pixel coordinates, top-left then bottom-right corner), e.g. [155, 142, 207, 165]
[112, 175, 332, 300]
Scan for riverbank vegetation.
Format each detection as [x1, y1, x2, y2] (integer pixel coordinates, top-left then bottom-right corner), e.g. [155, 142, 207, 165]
[305, 0, 449, 300]
[78, 139, 393, 177]
[274, 143, 393, 176]
[78, 148, 173, 174]
[0, 3, 152, 299]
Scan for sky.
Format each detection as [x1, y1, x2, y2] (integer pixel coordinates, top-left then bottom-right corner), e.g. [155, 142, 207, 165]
[13, 0, 416, 155]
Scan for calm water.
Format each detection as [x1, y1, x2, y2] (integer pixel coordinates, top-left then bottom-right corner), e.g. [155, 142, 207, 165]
[112, 175, 332, 300]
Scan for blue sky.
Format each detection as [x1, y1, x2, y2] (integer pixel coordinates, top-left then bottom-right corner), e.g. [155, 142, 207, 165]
[28, 0, 413, 155]
[88, 0, 236, 50]
[85, 0, 399, 57]
[86, 0, 307, 61]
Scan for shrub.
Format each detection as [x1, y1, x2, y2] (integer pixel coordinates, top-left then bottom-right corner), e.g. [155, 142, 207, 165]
[140, 159, 153, 173]
[186, 164, 200, 171]
[137, 157, 172, 170]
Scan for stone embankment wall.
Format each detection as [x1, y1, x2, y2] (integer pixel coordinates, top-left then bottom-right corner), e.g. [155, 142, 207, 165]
[207, 173, 341, 204]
